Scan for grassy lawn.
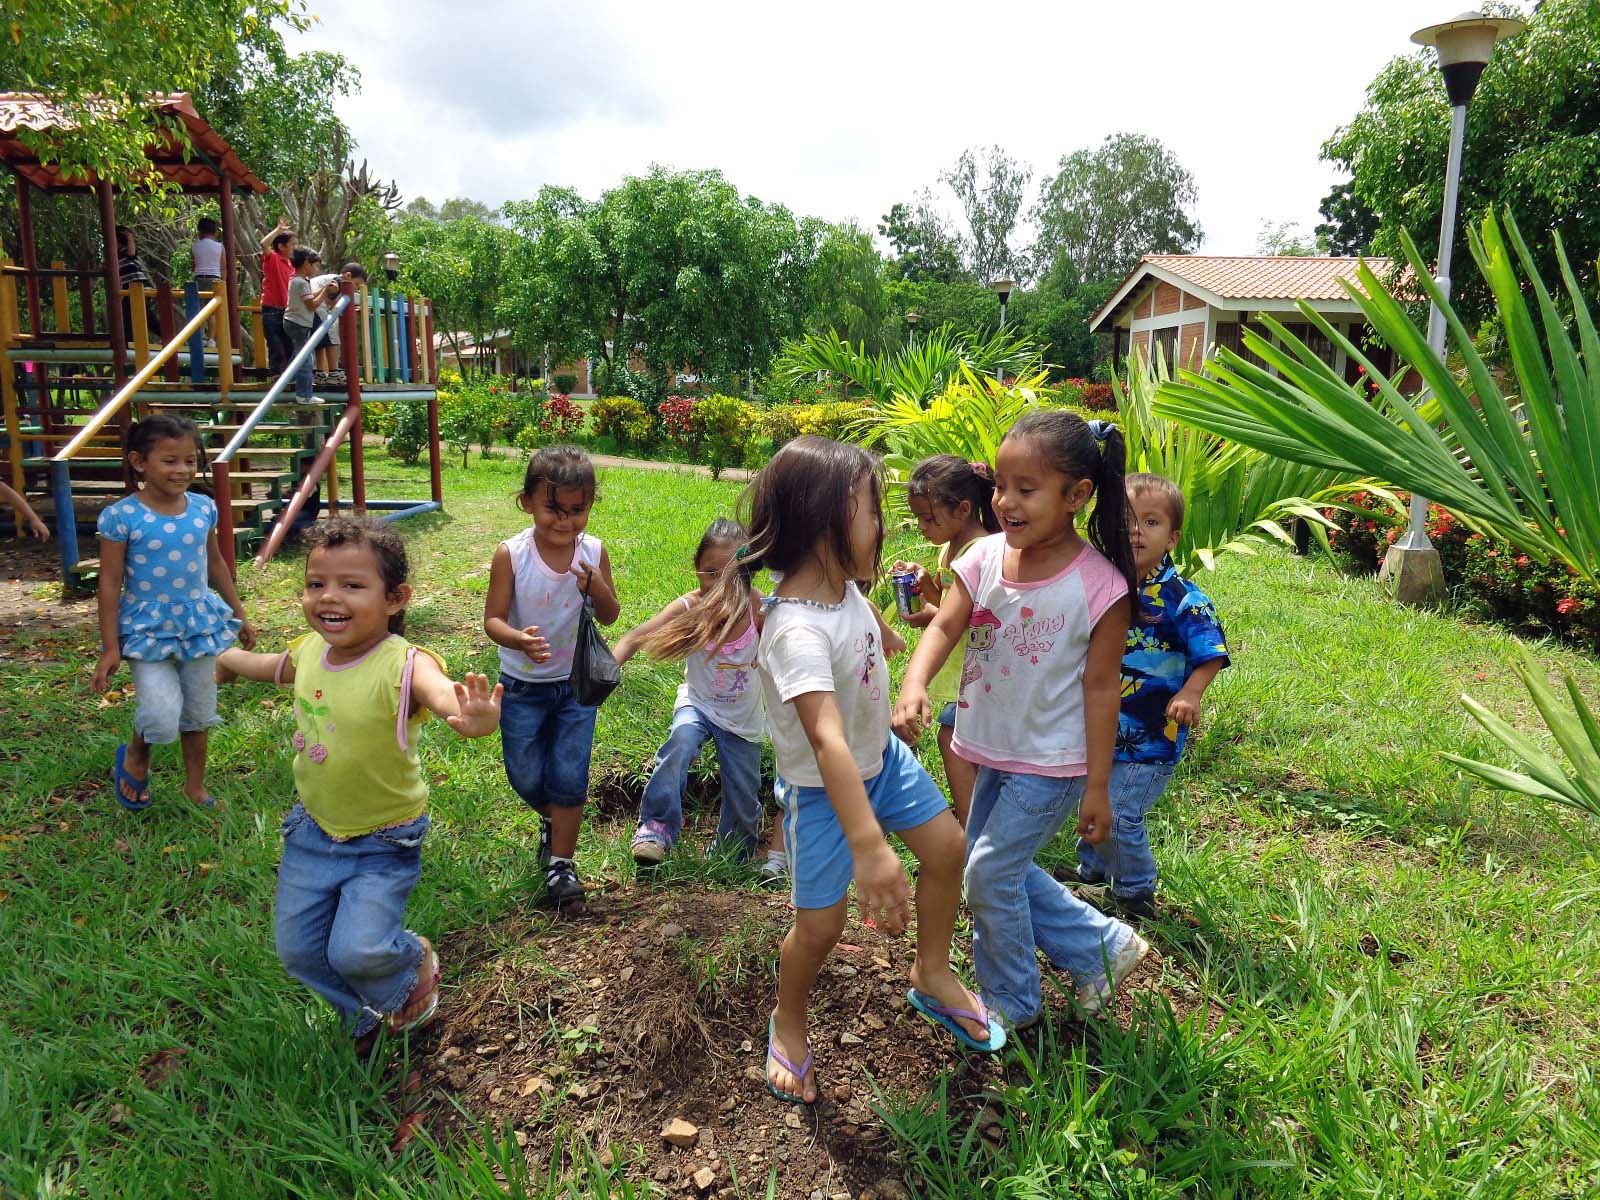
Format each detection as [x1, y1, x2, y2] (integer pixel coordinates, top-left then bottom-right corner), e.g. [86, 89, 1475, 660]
[3, 451, 1597, 1198]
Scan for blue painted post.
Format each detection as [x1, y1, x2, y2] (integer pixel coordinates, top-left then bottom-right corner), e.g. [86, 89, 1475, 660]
[185, 283, 205, 384]
[397, 295, 411, 382]
[50, 459, 79, 578]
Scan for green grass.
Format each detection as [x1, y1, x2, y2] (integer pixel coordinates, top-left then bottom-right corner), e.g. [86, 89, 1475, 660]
[3, 451, 1598, 1197]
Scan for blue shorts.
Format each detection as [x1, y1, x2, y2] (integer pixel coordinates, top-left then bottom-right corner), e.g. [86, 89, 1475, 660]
[499, 676, 596, 809]
[775, 734, 948, 910]
[936, 702, 957, 729]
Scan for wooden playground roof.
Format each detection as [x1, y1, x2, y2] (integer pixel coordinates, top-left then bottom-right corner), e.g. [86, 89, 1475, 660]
[0, 92, 269, 195]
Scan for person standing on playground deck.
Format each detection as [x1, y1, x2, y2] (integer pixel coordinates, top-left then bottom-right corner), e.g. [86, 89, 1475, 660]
[92, 414, 254, 811]
[1056, 472, 1230, 920]
[283, 249, 337, 402]
[644, 436, 1003, 1107]
[216, 518, 503, 1058]
[484, 445, 619, 910]
[889, 454, 999, 827]
[259, 218, 296, 375]
[613, 518, 766, 869]
[893, 410, 1148, 1030]
[189, 217, 223, 344]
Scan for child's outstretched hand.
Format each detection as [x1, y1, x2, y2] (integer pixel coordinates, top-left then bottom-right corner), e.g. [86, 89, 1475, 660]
[518, 626, 551, 663]
[1166, 688, 1202, 727]
[891, 688, 932, 745]
[24, 512, 49, 541]
[237, 618, 257, 651]
[447, 672, 503, 738]
[853, 839, 912, 935]
[92, 648, 121, 693]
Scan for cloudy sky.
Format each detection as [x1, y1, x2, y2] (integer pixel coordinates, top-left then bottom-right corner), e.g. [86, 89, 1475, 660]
[293, 0, 1523, 258]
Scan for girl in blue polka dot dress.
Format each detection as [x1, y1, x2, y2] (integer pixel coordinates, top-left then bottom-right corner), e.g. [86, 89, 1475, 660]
[92, 414, 255, 810]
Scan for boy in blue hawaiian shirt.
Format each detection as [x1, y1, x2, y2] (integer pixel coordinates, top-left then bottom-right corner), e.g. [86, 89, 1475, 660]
[1058, 473, 1230, 919]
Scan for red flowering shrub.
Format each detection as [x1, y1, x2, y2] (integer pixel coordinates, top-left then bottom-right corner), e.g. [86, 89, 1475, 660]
[536, 393, 586, 440]
[658, 394, 698, 451]
[1077, 382, 1116, 412]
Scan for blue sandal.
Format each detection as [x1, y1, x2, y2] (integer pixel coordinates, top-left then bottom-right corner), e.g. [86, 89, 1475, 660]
[765, 1013, 815, 1105]
[113, 744, 151, 811]
[907, 987, 1007, 1054]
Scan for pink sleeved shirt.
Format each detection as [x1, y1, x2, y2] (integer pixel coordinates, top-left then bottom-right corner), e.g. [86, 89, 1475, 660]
[949, 533, 1128, 777]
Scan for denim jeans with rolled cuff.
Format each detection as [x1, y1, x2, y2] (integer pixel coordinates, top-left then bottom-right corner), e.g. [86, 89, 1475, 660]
[274, 803, 428, 1038]
[500, 676, 596, 811]
[965, 767, 1136, 1026]
[1074, 759, 1175, 898]
[637, 704, 762, 858]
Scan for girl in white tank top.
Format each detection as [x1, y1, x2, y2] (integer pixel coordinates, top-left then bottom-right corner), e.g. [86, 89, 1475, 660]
[614, 519, 765, 866]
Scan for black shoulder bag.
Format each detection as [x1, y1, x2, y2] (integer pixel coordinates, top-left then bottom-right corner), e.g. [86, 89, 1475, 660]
[569, 567, 621, 707]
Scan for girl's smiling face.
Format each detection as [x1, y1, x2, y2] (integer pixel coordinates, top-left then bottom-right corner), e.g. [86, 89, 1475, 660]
[130, 435, 200, 502]
[522, 483, 593, 550]
[907, 494, 970, 547]
[992, 437, 1095, 551]
[302, 541, 410, 659]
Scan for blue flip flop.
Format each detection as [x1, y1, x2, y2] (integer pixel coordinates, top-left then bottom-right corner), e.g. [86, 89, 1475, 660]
[765, 1013, 815, 1105]
[113, 744, 151, 811]
[907, 987, 1007, 1054]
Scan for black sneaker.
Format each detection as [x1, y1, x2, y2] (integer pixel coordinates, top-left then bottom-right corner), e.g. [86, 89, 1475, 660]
[537, 819, 552, 872]
[1113, 892, 1158, 921]
[1052, 863, 1106, 886]
[544, 860, 585, 909]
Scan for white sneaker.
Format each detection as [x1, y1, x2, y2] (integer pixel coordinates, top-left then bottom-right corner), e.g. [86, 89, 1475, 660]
[1076, 931, 1150, 1017]
[758, 848, 789, 884]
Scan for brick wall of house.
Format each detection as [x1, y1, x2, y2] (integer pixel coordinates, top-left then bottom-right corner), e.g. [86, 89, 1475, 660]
[1132, 329, 1152, 358]
[1154, 282, 1183, 316]
[1179, 321, 1206, 369]
[1182, 291, 1206, 311]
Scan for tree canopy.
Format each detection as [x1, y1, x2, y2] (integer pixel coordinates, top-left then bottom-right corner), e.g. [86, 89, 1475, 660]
[1322, 0, 1600, 322]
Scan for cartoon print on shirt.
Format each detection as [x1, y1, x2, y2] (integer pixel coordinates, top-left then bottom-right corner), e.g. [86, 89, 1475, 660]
[853, 628, 882, 702]
[967, 607, 1002, 652]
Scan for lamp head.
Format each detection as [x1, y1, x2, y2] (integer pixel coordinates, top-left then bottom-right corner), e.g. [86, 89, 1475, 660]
[905, 311, 920, 328]
[1411, 11, 1526, 106]
[990, 278, 1016, 304]
[382, 250, 401, 282]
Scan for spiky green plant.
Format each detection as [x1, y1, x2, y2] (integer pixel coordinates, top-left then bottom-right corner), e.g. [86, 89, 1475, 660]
[774, 324, 1043, 407]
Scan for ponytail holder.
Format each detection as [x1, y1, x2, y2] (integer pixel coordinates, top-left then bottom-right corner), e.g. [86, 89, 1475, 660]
[968, 460, 991, 479]
[734, 545, 751, 561]
[1087, 419, 1115, 445]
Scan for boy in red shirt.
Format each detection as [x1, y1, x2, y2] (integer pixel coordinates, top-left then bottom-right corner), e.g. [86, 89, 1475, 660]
[259, 217, 297, 375]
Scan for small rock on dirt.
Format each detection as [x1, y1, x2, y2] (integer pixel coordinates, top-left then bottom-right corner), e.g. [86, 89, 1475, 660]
[875, 1182, 912, 1200]
[446, 1068, 471, 1091]
[693, 1166, 717, 1192]
[785, 1111, 803, 1129]
[660, 923, 685, 939]
[719, 1095, 737, 1113]
[839, 1031, 864, 1045]
[743, 1066, 766, 1084]
[662, 1118, 699, 1148]
[863, 1012, 886, 1031]
[831, 1084, 853, 1103]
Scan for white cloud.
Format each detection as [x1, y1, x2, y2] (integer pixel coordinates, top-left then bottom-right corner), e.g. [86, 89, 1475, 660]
[296, 0, 1526, 256]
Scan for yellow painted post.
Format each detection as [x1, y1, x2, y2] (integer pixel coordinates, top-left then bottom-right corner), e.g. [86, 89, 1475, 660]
[358, 283, 372, 383]
[50, 261, 69, 333]
[1, 262, 22, 492]
[213, 280, 232, 400]
[129, 283, 150, 372]
[249, 304, 266, 369]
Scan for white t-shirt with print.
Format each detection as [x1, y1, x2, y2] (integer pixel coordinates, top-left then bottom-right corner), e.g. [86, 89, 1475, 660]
[950, 533, 1128, 778]
[190, 237, 223, 278]
[678, 596, 764, 741]
[759, 583, 889, 788]
[498, 529, 604, 683]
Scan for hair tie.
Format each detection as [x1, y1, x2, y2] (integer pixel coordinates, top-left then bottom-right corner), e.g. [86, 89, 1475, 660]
[1087, 419, 1115, 445]
[734, 545, 751, 561]
[968, 460, 991, 479]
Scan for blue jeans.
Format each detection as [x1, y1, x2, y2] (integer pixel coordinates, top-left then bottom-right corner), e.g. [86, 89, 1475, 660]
[274, 803, 428, 1037]
[283, 319, 315, 398]
[638, 705, 762, 857]
[500, 676, 596, 810]
[965, 767, 1136, 1025]
[1075, 759, 1175, 897]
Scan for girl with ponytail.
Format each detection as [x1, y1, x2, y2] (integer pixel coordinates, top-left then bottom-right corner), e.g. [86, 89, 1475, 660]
[893, 409, 1148, 1032]
[644, 436, 1003, 1105]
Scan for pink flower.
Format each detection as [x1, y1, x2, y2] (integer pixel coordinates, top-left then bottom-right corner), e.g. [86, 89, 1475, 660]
[307, 743, 328, 764]
[292, 730, 306, 751]
[1557, 597, 1583, 615]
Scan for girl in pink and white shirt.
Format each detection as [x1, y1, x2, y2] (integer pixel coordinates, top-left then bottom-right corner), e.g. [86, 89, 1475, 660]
[895, 410, 1148, 1029]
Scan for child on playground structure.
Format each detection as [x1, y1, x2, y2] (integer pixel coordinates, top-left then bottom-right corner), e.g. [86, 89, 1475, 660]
[215, 518, 502, 1057]
[893, 410, 1148, 1031]
[485, 445, 619, 910]
[189, 216, 223, 344]
[258, 218, 296, 375]
[91, 414, 253, 811]
[310, 261, 366, 384]
[645, 435, 1003, 1106]
[283, 249, 338, 402]
[0, 479, 50, 541]
[1054, 472, 1230, 919]
[890, 454, 999, 827]
[614, 518, 765, 868]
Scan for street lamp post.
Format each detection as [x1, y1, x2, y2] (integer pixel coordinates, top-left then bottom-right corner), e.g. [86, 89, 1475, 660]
[905, 311, 919, 350]
[1380, 9, 1525, 606]
[990, 278, 1015, 381]
[382, 250, 402, 283]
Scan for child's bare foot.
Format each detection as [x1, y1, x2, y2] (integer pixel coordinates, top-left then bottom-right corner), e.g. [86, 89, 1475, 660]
[183, 785, 219, 809]
[766, 1010, 817, 1104]
[907, 961, 990, 1044]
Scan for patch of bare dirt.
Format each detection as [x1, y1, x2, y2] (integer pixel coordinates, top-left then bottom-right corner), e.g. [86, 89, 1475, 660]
[0, 537, 93, 631]
[390, 883, 1169, 1198]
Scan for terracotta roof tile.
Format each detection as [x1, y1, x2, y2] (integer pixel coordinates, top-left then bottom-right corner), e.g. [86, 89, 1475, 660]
[1139, 254, 1395, 301]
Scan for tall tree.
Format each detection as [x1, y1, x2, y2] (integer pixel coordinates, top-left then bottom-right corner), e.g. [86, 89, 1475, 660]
[1256, 220, 1320, 257]
[0, 0, 314, 191]
[392, 213, 514, 377]
[1030, 132, 1201, 283]
[1314, 181, 1380, 256]
[1322, 0, 1600, 322]
[940, 145, 1032, 284]
[801, 221, 889, 349]
[878, 195, 968, 283]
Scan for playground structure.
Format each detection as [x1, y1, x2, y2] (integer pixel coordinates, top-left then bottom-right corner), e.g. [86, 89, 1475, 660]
[0, 92, 444, 584]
